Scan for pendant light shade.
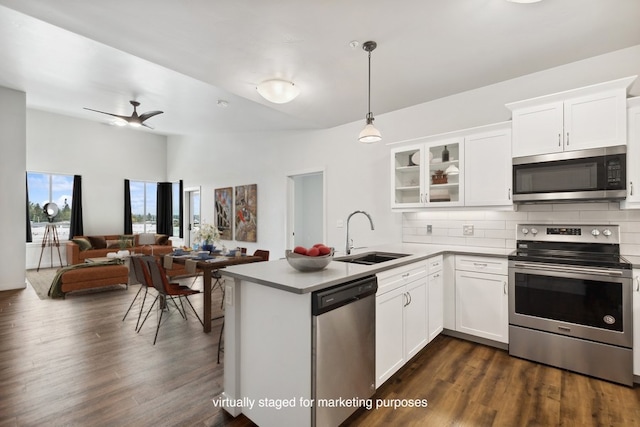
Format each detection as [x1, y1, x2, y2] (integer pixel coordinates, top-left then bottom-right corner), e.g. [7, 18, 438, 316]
[359, 40, 381, 144]
[256, 79, 300, 104]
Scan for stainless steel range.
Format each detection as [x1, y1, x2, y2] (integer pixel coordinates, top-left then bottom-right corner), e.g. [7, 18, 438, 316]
[508, 224, 633, 386]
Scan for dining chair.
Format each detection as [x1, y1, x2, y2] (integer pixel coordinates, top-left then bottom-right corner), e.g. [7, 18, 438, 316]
[138, 257, 204, 345]
[122, 256, 158, 331]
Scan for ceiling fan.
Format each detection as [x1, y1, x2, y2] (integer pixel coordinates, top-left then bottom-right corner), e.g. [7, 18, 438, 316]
[83, 100, 163, 129]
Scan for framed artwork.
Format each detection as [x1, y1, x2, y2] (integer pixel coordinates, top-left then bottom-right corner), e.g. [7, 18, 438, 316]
[214, 187, 233, 240]
[234, 184, 257, 242]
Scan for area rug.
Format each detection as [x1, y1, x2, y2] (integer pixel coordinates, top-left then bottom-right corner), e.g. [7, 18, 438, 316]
[25, 268, 57, 299]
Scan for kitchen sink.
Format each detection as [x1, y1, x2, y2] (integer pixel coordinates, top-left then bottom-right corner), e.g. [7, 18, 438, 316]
[334, 251, 410, 265]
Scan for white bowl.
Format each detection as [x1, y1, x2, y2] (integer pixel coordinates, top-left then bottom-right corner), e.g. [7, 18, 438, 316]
[285, 249, 334, 272]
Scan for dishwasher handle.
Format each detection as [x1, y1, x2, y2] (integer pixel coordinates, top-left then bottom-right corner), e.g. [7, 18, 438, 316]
[312, 275, 378, 315]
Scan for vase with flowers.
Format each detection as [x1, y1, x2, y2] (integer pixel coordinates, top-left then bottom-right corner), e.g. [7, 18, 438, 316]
[194, 223, 220, 252]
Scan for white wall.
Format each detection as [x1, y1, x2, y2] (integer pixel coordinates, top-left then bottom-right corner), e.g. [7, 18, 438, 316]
[26, 110, 167, 268]
[167, 45, 640, 260]
[0, 87, 26, 290]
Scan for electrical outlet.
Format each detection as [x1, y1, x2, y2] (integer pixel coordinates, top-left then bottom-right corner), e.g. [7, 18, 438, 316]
[427, 225, 432, 234]
[463, 224, 474, 236]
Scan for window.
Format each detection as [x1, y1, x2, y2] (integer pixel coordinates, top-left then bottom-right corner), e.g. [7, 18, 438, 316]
[130, 181, 157, 234]
[27, 172, 74, 242]
[130, 181, 181, 236]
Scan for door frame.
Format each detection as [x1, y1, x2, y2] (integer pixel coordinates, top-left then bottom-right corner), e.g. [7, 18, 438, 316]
[285, 168, 326, 249]
[184, 186, 201, 248]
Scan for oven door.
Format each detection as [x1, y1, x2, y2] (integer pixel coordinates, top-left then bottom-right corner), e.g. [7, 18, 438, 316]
[508, 261, 632, 348]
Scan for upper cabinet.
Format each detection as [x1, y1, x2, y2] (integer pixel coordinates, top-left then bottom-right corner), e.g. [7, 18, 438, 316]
[391, 138, 464, 208]
[464, 123, 512, 206]
[506, 76, 636, 158]
[390, 122, 512, 209]
[622, 97, 640, 209]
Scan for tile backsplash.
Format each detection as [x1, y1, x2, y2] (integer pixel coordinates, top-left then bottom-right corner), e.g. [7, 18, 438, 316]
[402, 202, 640, 257]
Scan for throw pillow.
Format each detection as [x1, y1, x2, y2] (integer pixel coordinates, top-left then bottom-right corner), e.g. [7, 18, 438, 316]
[106, 239, 121, 249]
[88, 236, 107, 249]
[155, 234, 169, 245]
[72, 237, 92, 251]
[119, 235, 135, 248]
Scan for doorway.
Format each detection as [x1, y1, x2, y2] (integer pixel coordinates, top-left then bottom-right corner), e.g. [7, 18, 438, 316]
[185, 187, 201, 248]
[286, 170, 325, 249]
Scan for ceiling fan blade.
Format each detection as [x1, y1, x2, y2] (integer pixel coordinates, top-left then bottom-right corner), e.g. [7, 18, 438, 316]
[141, 122, 154, 129]
[83, 107, 130, 121]
[138, 110, 164, 122]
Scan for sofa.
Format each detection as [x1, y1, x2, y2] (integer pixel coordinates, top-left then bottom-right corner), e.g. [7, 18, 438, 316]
[51, 263, 130, 298]
[66, 234, 174, 265]
[66, 234, 190, 279]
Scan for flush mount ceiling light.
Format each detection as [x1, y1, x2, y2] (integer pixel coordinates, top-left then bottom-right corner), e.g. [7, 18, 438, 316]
[256, 79, 300, 104]
[358, 40, 381, 144]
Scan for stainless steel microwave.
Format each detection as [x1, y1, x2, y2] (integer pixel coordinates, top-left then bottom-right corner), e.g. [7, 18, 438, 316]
[512, 145, 626, 203]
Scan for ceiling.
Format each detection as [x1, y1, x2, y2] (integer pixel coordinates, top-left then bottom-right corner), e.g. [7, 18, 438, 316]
[1, 0, 639, 137]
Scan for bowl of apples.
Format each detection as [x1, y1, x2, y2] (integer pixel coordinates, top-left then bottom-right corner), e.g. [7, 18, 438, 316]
[285, 244, 334, 272]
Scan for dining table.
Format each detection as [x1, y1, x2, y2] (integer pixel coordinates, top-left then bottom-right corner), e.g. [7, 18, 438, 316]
[164, 252, 265, 332]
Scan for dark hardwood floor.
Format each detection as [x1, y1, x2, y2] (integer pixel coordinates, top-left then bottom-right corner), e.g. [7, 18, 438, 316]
[1, 273, 639, 426]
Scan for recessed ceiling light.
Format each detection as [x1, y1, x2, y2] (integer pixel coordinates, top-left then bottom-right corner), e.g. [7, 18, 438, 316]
[217, 100, 229, 107]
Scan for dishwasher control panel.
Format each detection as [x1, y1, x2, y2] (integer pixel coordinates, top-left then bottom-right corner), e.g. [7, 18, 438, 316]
[312, 275, 377, 315]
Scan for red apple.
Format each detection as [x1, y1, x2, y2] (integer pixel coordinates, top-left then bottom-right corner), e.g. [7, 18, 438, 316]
[307, 247, 320, 257]
[318, 246, 331, 256]
[293, 246, 307, 255]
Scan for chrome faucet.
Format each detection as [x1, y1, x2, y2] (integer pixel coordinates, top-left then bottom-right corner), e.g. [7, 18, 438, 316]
[346, 210, 375, 255]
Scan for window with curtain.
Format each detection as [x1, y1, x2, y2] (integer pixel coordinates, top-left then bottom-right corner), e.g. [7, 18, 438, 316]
[26, 172, 74, 243]
[129, 181, 158, 233]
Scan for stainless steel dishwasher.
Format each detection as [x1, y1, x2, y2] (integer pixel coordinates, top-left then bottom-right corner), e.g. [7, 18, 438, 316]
[311, 275, 377, 427]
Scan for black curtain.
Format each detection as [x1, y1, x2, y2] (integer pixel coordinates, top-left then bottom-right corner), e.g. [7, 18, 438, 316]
[179, 180, 184, 238]
[26, 173, 32, 242]
[124, 179, 132, 235]
[68, 175, 84, 239]
[156, 182, 173, 236]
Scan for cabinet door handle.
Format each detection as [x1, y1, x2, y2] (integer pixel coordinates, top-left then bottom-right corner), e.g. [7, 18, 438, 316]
[635, 276, 639, 292]
[407, 291, 412, 306]
[508, 188, 511, 200]
[558, 133, 561, 147]
[503, 281, 507, 295]
[566, 132, 570, 145]
[631, 182, 633, 196]
[473, 262, 488, 268]
[402, 272, 411, 279]
[432, 273, 440, 279]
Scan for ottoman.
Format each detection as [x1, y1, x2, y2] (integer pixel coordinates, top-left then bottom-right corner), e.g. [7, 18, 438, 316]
[59, 264, 129, 295]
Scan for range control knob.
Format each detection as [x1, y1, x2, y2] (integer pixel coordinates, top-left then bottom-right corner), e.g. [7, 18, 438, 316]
[521, 228, 529, 235]
[530, 228, 539, 236]
[591, 229, 601, 237]
[602, 229, 612, 237]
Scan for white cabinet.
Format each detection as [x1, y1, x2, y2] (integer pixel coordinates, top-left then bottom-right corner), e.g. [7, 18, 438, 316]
[375, 262, 428, 387]
[622, 97, 640, 209]
[633, 270, 640, 377]
[507, 76, 635, 158]
[455, 255, 508, 344]
[390, 138, 464, 208]
[427, 255, 444, 342]
[464, 124, 512, 206]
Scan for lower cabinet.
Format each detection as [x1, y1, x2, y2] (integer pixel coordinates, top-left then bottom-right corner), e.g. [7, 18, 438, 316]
[455, 255, 509, 344]
[633, 270, 640, 377]
[376, 262, 428, 388]
[427, 256, 444, 342]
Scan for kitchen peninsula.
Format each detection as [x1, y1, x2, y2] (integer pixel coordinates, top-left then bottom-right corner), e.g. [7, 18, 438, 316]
[220, 243, 510, 427]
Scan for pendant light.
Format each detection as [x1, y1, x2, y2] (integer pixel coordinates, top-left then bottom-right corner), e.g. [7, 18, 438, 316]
[358, 40, 382, 143]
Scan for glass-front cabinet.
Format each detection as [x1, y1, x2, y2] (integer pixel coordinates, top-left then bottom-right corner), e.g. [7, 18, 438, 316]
[391, 138, 464, 208]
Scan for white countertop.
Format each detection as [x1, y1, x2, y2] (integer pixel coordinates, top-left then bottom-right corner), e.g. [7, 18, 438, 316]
[222, 243, 512, 294]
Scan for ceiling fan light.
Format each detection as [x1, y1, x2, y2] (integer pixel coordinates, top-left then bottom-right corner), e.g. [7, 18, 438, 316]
[256, 79, 300, 104]
[112, 118, 127, 126]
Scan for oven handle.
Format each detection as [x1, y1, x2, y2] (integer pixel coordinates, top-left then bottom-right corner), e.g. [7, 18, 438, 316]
[511, 262, 624, 277]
